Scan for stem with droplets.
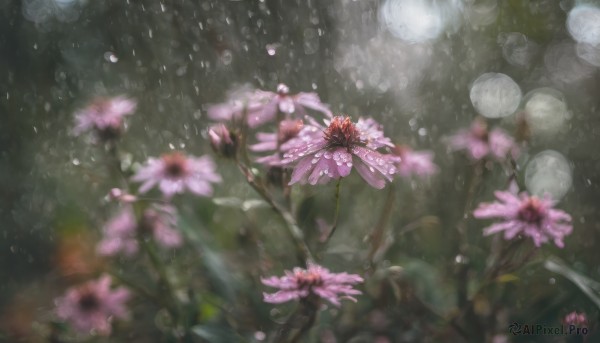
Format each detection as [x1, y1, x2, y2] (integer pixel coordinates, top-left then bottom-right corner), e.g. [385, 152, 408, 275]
[235, 158, 313, 267]
[325, 178, 342, 242]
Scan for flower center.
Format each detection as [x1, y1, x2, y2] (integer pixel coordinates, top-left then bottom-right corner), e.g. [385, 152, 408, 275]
[162, 153, 189, 179]
[324, 116, 359, 148]
[472, 124, 489, 142]
[90, 98, 110, 116]
[278, 119, 303, 144]
[296, 271, 324, 290]
[78, 292, 100, 312]
[518, 197, 544, 224]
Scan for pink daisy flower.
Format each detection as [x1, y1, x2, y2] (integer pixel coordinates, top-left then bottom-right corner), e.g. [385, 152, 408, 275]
[389, 145, 438, 178]
[208, 84, 331, 128]
[97, 205, 182, 256]
[139, 204, 182, 248]
[280, 116, 397, 189]
[97, 207, 138, 257]
[448, 118, 518, 161]
[73, 97, 137, 139]
[55, 275, 130, 336]
[355, 117, 394, 149]
[473, 190, 573, 248]
[250, 119, 304, 166]
[131, 152, 221, 198]
[261, 263, 363, 306]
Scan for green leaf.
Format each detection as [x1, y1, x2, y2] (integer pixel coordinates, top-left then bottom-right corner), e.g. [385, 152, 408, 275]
[192, 323, 245, 343]
[544, 257, 600, 310]
[496, 274, 519, 283]
[178, 216, 237, 302]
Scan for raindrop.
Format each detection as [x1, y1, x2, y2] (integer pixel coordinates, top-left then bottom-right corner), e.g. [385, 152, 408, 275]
[254, 331, 266, 341]
[545, 41, 595, 85]
[380, 0, 442, 43]
[567, 5, 600, 46]
[104, 51, 119, 63]
[469, 73, 521, 118]
[525, 150, 572, 201]
[221, 50, 233, 65]
[523, 88, 570, 137]
[266, 44, 277, 56]
[498, 32, 538, 68]
[575, 43, 600, 67]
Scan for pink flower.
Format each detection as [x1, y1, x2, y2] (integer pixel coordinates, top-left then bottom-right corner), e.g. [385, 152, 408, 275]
[97, 207, 138, 257]
[73, 97, 137, 138]
[55, 275, 130, 336]
[563, 311, 587, 326]
[208, 84, 331, 128]
[281, 116, 397, 189]
[389, 145, 438, 178]
[131, 152, 221, 198]
[208, 124, 238, 158]
[473, 190, 573, 248]
[97, 205, 182, 256]
[207, 86, 264, 124]
[107, 188, 137, 203]
[355, 117, 394, 149]
[261, 263, 363, 306]
[448, 118, 518, 161]
[139, 204, 182, 248]
[250, 119, 304, 166]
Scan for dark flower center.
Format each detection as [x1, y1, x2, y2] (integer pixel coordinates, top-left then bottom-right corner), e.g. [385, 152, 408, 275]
[90, 98, 110, 116]
[278, 119, 303, 144]
[324, 116, 359, 149]
[162, 153, 189, 178]
[296, 271, 324, 290]
[78, 292, 100, 312]
[518, 198, 544, 224]
[472, 123, 489, 142]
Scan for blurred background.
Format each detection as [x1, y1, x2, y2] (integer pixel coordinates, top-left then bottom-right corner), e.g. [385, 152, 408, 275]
[1, 0, 600, 342]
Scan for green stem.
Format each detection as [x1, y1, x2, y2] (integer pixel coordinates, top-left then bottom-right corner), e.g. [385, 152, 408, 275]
[236, 159, 313, 266]
[367, 183, 396, 266]
[108, 269, 162, 305]
[140, 239, 180, 319]
[325, 178, 342, 242]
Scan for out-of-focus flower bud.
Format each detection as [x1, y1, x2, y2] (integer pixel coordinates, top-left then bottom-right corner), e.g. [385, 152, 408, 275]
[208, 124, 238, 158]
[107, 188, 137, 203]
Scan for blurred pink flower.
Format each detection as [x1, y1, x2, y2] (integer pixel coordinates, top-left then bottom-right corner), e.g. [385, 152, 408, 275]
[448, 118, 518, 161]
[97, 204, 182, 256]
[208, 84, 331, 128]
[474, 190, 572, 248]
[563, 311, 587, 326]
[389, 145, 438, 178]
[73, 97, 136, 138]
[140, 204, 182, 248]
[208, 124, 238, 158]
[250, 119, 304, 166]
[97, 207, 138, 257]
[131, 152, 221, 198]
[261, 263, 363, 306]
[55, 275, 130, 336]
[281, 116, 397, 189]
[107, 188, 137, 203]
[355, 117, 394, 149]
